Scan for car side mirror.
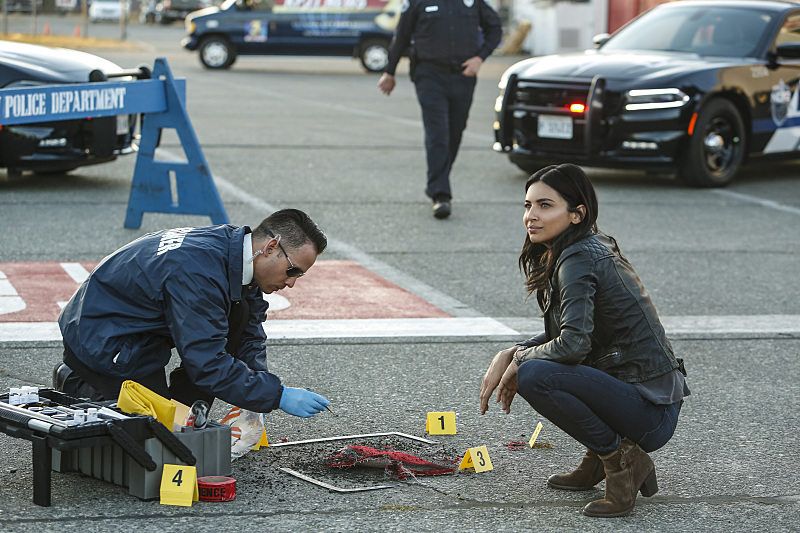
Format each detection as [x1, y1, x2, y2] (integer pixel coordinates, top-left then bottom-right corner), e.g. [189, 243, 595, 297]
[775, 42, 800, 59]
[767, 42, 800, 69]
[88, 69, 107, 82]
[592, 33, 610, 48]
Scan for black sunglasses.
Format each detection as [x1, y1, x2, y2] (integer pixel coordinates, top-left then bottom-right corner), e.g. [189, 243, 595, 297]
[267, 230, 305, 278]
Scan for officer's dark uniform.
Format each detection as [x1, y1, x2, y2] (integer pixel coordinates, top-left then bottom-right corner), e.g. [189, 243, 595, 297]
[385, 0, 502, 206]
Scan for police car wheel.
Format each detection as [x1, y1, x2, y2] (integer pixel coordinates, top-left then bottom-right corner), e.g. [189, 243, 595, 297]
[360, 40, 389, 73]
[678, 98, 745, 188]
[199, 37, 236, 69]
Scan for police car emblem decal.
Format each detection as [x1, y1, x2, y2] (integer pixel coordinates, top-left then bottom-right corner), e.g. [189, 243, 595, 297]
[771, 80, 791, 127]
[763, 82, 800, 154]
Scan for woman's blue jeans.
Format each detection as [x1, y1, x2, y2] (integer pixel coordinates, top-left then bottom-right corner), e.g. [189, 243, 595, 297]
[516, 360, 682, 455]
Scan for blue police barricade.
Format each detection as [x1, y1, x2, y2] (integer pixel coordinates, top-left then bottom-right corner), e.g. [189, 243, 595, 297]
[0, 57, 229, 229]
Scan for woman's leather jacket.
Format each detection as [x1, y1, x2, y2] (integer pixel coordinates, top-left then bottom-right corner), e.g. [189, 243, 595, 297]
[516, 233, 679, 383]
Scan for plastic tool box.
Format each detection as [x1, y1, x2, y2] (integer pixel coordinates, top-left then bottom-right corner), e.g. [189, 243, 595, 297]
[0, 388, 231, 505]
[52, 420, 231, 500]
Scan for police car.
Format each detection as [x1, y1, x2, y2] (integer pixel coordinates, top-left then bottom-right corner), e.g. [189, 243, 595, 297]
[0, 40, 142, 178]
[181, 0, 401, 72]
[493, 0, 800, 187]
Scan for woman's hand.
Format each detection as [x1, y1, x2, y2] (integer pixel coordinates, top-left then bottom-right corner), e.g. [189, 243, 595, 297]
[496, 362, 519, 414]
[480, 347, 516, 415]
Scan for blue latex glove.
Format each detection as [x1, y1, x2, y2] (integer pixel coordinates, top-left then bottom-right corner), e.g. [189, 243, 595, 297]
[279, 386, 329, 418]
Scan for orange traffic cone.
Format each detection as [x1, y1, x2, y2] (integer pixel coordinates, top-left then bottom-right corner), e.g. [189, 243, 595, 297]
[43, 22, 50, 35]
[74, 24, 80, 37]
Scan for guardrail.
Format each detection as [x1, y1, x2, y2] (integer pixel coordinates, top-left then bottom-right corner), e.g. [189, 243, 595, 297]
[0, 56, 229, 229]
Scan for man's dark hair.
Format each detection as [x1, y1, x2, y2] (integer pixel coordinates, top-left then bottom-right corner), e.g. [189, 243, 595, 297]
[253, 209, 327, 254]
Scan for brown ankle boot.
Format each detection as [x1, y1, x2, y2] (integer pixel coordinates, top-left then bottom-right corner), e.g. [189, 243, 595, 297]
[582, 438, 658, 518]
[547, 449, 605, 490]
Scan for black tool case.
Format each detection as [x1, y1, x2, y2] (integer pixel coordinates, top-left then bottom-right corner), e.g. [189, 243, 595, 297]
[0, 388, 230, 506]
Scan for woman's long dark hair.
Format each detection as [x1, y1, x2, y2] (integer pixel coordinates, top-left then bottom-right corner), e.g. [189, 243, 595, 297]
[519, 164, 599, 311]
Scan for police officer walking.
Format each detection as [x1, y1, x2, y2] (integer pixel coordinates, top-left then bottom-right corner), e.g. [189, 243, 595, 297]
[378, 0, 502, 219]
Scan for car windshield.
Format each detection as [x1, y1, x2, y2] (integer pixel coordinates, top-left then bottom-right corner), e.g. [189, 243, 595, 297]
[601, 5, 775, 58]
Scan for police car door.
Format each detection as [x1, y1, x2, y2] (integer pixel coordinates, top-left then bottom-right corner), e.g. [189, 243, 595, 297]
[232, 0, 281, 54]
[753, 12, 800, 156]
[280, 3, 364, 56]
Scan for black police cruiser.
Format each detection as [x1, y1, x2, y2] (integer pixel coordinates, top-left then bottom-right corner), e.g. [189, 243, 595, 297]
[182, 0, 399, 72]
[493, 0, 800, 187]
[0, 40, 142, 178]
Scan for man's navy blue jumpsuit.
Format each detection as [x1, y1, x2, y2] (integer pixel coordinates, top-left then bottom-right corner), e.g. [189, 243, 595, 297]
[385, 0, 502, 202]
[58, 224, 284, 413]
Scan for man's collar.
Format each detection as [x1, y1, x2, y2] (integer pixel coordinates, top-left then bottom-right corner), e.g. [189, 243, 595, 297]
[242, 232, 254, 285]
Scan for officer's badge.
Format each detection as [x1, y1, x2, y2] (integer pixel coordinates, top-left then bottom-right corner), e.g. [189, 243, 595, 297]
[771, 79, 791, 127]
[463, 0, 474, 6]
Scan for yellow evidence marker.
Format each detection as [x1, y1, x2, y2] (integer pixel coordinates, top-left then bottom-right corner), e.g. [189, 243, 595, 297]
[426, 411, 456, 434]
[253, 428, 270, 450]
[529, 421, 553, 448]
[458, 445, 493, 473]
[160, 464, 199, 507]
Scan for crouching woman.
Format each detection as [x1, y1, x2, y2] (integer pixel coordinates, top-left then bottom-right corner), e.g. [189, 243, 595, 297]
[479, 164, 689, 518]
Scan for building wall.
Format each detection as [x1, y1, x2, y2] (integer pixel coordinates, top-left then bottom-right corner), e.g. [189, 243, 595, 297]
[514, 0, 606, 56]
[608, 0, 672, 32]
[509, 0, 672, 56]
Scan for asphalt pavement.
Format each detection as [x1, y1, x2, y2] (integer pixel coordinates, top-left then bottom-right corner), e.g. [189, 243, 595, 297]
[0, 19, 799, 532]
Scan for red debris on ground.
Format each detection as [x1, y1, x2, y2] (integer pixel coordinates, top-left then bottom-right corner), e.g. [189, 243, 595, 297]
[326, 446, 460, 479]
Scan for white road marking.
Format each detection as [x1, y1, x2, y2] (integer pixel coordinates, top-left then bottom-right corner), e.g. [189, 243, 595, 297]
[661, 314, 800, 335]
[59, 262, 91, 284]
[0, 277, 18, 296]
[3, 315, 799, 342]
[266, 317, 517, 339]
[498, 315, 800, 339]
[0, 270, 26, 315]
[264, 293, 291, 311]
[712, 189, 800, 217]
[0, 317, 516, 342]
[56, 263, 92, 309]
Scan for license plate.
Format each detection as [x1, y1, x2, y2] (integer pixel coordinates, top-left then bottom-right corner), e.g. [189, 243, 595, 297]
[116, 115, 129, 135]
[537, 114, 573, 139]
